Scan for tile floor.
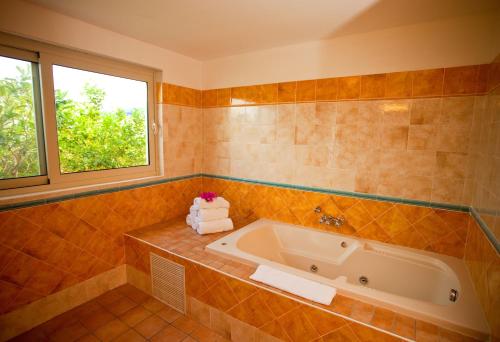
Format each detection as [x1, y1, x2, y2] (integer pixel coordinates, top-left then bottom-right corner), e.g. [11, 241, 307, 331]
[11, 284, 229, 342]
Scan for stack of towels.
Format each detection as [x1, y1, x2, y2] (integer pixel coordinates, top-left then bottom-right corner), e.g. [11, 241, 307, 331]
[186, 196, 234, 235]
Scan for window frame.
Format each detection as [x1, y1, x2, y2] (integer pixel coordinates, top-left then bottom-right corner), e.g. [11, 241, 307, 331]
[0, 32, 161, 194]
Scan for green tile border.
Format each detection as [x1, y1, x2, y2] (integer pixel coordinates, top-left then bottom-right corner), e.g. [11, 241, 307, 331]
[0, 173, 203, 212]
[471, 208, 500, 254]
[201, 174, 470, 212]
[2, 172, 498, 254]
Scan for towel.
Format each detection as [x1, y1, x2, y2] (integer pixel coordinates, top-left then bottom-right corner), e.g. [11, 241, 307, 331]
[196, 218, 233, 235]
[250, 265, 336, 305]
[192, 207, 229, 222]
[193, 197, 230, 209]
[186, 214, 197, 230]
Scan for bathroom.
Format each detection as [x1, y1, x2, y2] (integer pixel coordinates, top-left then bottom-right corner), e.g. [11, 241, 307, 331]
[0, 0, 499, 341]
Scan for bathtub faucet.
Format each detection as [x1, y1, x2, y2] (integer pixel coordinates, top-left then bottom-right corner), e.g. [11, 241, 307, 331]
[319, 214, 345, 227]
[315, 207, 345, 227]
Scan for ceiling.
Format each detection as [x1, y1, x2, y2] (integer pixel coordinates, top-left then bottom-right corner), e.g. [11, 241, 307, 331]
[28, 0, 500, 61]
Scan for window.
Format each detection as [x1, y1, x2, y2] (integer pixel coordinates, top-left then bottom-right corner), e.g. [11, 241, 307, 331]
[0, 33, 159, 192]
[0, 48, 46, 189]
[53, 65, 149, 174]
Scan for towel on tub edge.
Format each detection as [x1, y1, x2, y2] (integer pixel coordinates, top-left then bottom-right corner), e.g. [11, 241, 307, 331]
[250, 265, 336, 305]
[196, 218, 233, 235]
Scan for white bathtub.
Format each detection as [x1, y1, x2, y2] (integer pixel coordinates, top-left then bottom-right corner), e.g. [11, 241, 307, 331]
[206, 219, 489, 339]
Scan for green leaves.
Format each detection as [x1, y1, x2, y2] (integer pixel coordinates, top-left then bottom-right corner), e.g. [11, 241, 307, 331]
[0, 65, 40, 179]
[0, 65, 148, 180]
[56, 83, 148, 174]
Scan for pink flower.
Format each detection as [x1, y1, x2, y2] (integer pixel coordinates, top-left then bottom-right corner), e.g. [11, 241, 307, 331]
[200, 192, 218, 202]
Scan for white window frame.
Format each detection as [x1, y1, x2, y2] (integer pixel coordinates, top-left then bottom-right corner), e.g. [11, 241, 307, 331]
[0, 32, 161, 196]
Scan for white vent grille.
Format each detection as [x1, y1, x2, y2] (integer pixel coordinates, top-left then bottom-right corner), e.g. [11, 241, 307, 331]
[150, 253, 186, 314]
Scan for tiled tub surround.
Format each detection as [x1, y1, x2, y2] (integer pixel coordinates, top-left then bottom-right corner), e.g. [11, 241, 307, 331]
[463, 56, 500, 341]
[124, 219, 484, 341]
[467, 57, 500, 241]
[202, 177, 471, 259]
[202, 95, 485, 206]
[0, 177, 201, 317]
[162, 104, 203, 178]
[201, 64, 493, 207]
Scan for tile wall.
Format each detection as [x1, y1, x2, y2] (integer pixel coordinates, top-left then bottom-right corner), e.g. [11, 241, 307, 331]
[0, 177, 201, 316]
[201, 65, 489, 206]
[158, 82, 203, 178]
[463, 56, 500, 341]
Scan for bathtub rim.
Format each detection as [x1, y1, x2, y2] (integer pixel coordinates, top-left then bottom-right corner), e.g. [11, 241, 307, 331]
[206, 218, 490, 340]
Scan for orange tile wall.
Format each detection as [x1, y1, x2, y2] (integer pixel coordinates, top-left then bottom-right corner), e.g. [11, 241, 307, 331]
[463, 56, 500, 341]
[0, 177, 201, 315]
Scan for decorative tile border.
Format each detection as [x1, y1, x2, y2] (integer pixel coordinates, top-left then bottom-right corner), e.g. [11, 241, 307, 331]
[201, 65, 491, 108]
[0, 172, 469, 214]
[201, 174, 470, 212]
[156, 83, 202, 107]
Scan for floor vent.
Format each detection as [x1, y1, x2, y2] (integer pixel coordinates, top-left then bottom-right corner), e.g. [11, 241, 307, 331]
[150, 253, 186, 314]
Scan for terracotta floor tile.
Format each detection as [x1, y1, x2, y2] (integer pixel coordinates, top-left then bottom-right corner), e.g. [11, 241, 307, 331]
[107, 296, 137, 316]
[172, 316, 202, 334]
[72, 301, 102, 319]
[157, 306, 183, 323]
[10, 328, 49, 342]
[93, 319, 129, 341]
[50, 322, 88, 342]
[113, 329, 146, 342]
[39, 311, 79, 335]
[134, 314, 168, 338]
[120, 305, 153, 327]
[75, 334, 100, 342]
[142, 297, 167, 312]
[79, 307, 115, 331]
[150, 326, 187, 342]
[96, 290, 124, 306]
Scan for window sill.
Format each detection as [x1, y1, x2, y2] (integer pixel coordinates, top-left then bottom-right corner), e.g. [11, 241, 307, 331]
[0, 173, 200, 210]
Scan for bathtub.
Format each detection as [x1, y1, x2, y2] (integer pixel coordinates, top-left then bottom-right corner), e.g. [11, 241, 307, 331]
[206, 219, 489, 339]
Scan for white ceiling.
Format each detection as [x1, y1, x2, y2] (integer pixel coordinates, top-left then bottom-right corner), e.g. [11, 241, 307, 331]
[27, 0, 500, 61]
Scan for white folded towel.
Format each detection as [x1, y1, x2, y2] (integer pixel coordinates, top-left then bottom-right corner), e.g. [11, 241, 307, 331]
[190, 205, 199, 217]
[193, 197, 230, 209]
[250, 265, 336, 305]
[192, 207, 229, 222]
[196, 218, 233, 235]
[186, 214, 197, 230]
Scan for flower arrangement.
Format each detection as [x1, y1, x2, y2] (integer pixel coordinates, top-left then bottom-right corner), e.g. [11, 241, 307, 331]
[200, 192, 218, 202]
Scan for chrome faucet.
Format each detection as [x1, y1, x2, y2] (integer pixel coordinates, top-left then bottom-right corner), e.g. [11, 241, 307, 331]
[314, 207, 345, 227]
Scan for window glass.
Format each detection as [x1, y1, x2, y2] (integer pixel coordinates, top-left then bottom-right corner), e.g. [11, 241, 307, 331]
[52, 65, 149, 174]
[0, 55, 45, 180]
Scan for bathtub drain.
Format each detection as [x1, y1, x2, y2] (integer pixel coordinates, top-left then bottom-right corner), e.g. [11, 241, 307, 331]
[449, 289, 458, 302]
[310, 264, 318, 273]
[359, 276, 369, 285]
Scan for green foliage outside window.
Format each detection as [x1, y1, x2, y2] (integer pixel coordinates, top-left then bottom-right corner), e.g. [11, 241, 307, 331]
[0, 66, 148, 179]
[0, 65, 40, 179]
